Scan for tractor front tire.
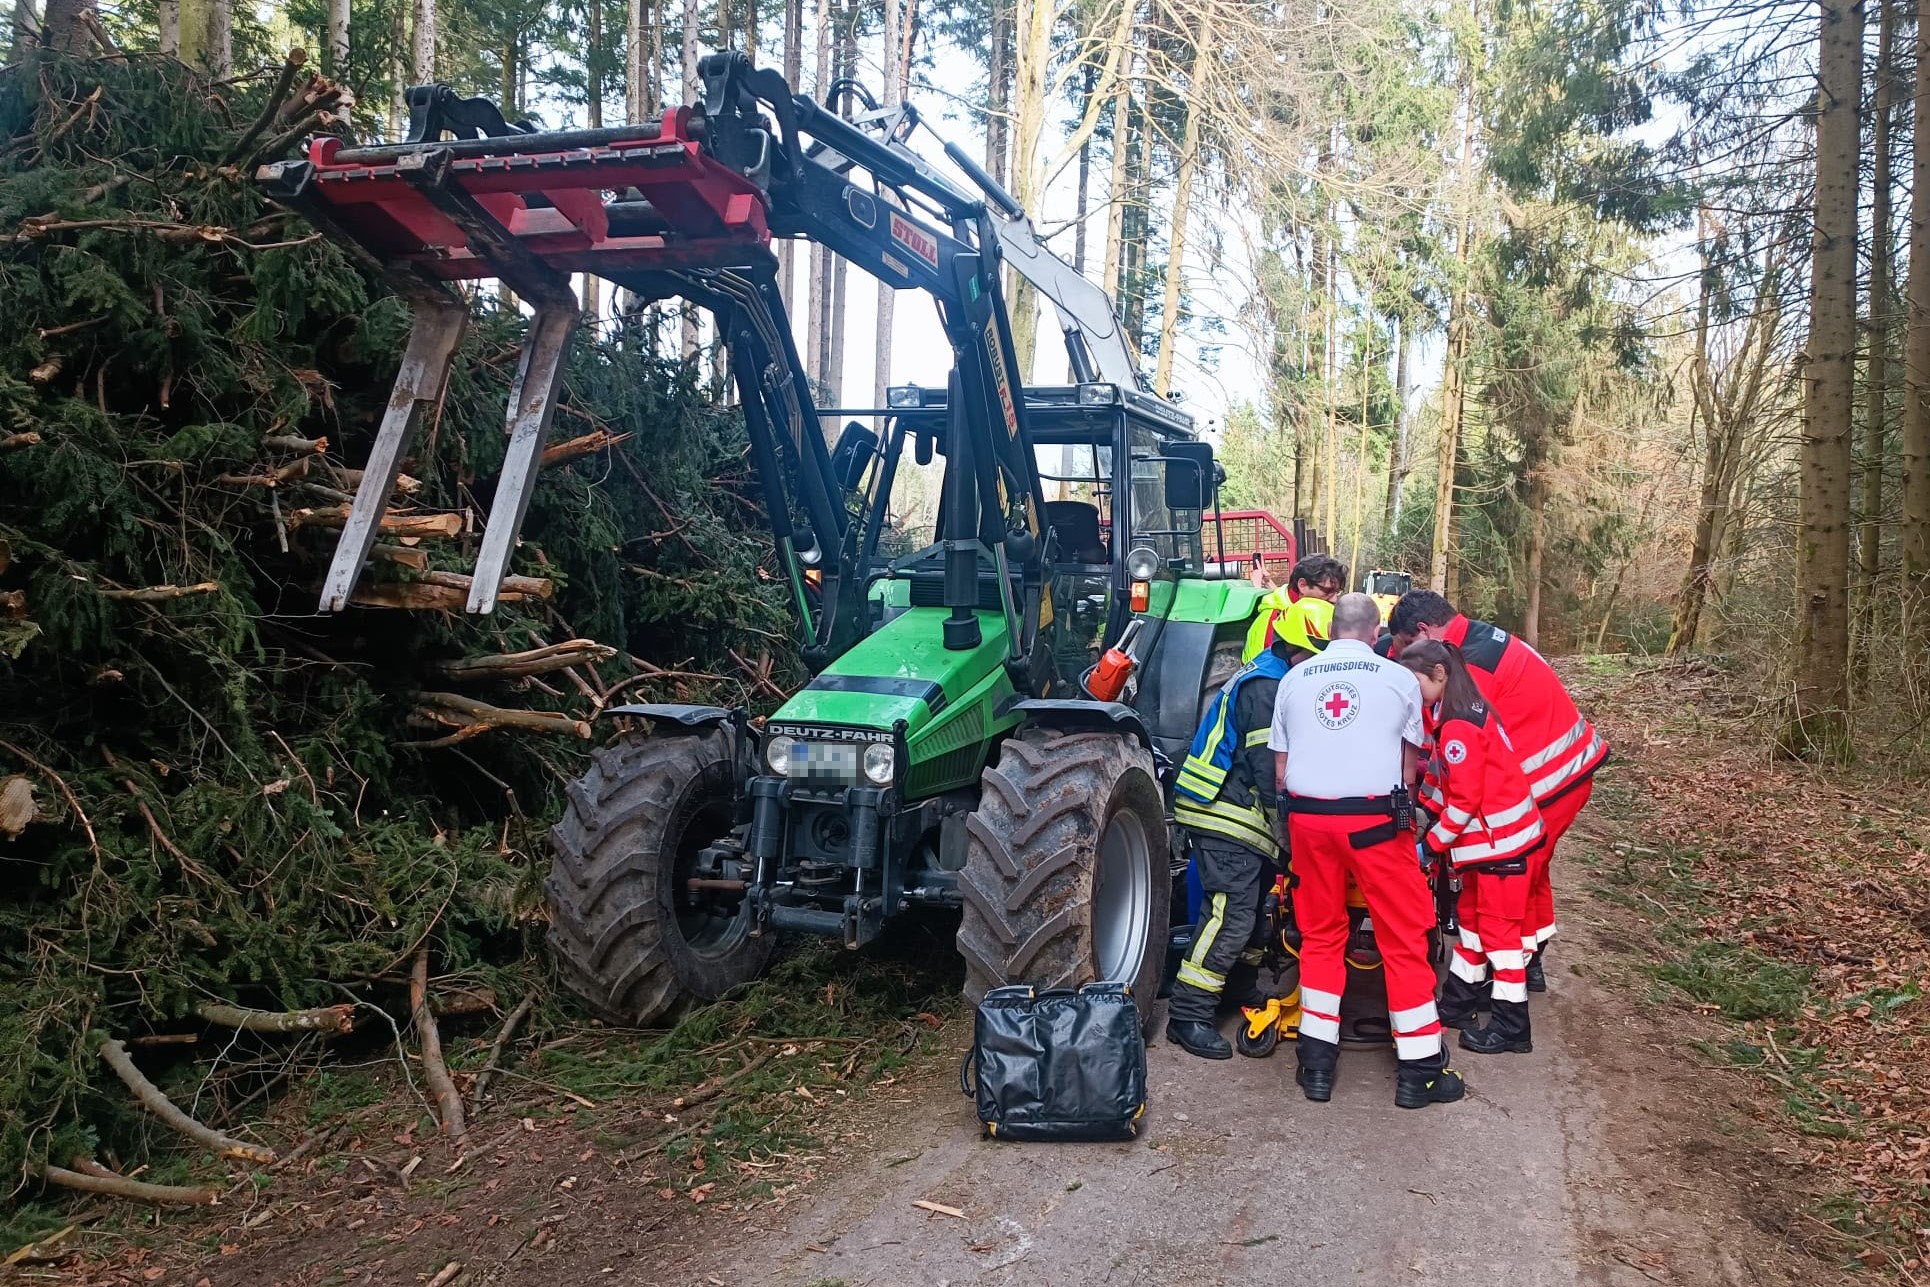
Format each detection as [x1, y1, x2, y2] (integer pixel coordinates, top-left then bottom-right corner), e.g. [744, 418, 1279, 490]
[546, 729, 773, 1026]
[957, 730, 1170, 1030]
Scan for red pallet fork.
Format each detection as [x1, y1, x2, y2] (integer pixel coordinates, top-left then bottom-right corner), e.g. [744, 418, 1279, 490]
[256, 91, 772, 613]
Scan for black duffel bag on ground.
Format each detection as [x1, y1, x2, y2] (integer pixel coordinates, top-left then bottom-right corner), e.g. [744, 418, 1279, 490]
[959, 982, 1147, 1141]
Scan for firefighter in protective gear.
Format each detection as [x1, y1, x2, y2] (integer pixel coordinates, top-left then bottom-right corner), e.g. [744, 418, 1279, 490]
[1389, 590, 1607, 990]
[1271, 593, 1465, 1109]
[1167, 649, 1288, 1060]
[1242, 555, 1344, 663]
[1400, 639, 1546, 1055]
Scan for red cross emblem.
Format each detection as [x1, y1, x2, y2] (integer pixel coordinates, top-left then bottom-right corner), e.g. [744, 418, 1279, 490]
[1315, 681, 1360, 730]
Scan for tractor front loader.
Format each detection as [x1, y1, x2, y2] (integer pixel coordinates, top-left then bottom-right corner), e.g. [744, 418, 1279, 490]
[258, 55, 1264, 1031]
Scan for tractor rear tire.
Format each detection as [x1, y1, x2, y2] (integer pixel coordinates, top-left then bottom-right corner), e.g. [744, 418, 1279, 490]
[957, 730, 1170, 1031]
[546, 729, 773, 1026]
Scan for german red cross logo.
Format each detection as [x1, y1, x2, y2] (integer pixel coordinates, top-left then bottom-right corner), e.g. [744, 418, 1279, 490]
[1443, 738, 1468, 765]
[1315, 681, 1359, 730]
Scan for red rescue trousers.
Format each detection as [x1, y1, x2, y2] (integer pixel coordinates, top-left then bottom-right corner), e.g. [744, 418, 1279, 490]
[1528, 780, 1593, 953]
[1288, 813, 1443, 1060]
[1450, 870, 1529, 1002]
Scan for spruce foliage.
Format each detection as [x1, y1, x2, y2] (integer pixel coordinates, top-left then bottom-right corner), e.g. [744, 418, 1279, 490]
[0, 53, 790, 1186]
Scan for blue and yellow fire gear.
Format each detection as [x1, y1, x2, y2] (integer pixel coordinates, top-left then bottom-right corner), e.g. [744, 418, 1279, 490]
[1169, 653, 1286, 1028]
[1242, 593, 1334, 664]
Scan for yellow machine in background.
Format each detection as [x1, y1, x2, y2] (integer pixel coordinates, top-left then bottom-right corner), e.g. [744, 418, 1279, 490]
[1362, 569, 1414, 625]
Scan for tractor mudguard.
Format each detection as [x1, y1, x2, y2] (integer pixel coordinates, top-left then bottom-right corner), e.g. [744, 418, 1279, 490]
[1004, 698, 1152, 751]
[602, 703, 736, 729]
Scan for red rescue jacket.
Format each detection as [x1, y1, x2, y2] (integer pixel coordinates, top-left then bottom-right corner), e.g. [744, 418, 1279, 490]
[1420, 704, 1546, 869]
[1442, 615, 1607, 803]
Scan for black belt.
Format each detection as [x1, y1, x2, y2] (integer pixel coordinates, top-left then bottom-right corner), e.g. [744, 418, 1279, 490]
[1285, 792, 1411, 850]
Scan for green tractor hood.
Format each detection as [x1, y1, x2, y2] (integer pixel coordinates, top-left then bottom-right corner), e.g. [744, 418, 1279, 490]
[773, 607, 1022, 797]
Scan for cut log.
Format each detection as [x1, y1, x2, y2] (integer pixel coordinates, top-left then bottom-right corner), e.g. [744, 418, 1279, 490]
[0, 589, 24, 618]
[433, 639, 616, 682]
[99, 581, 221, 602]
[369, 544, 430, 570]
[39, 1163, 217, 1207]
[419, 570, 553, 599]
[541, 429, 634, 467]
[261, 433, 327, 455]
[330, 465, 423, 497]
[350, 580, 534, 612]
[288, 507, 461, 539]
[0, 431, 41, 450]
[194, 1001, 355, 1035]
[97, 1039, 277, 1164]
[0, 775, 37, 838]
[410, 949, 466, 1139]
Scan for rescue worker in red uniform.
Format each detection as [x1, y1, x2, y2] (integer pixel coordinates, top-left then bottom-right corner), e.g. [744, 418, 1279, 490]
[1271, 593, 1464, 1109]
[1388, 591, 1607, 990]
[1399, 639, 1545, 1053]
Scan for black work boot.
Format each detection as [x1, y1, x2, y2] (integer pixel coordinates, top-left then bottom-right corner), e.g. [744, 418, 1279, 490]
[1460, 999, 1533, 1054]
[1394, 1049, 1466, 1109]
[1166, 1018, 1233, 1060]
[1526, 944, 1549, 993]
[1438, 974, 1489, 1029]
[1296, 1035, 1338, 1102]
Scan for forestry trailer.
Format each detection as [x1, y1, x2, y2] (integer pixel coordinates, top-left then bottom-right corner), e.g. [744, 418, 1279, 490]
[258, 53, 1267, 1028]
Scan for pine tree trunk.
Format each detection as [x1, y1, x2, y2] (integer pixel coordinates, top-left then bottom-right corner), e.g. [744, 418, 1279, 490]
[1073, 65, 1093, 280]
[40, 0, 90, 51]
[159, 0, 179, 56]
[1904, 0, 1930, 668]
[1785, 0, 1865, 759]
[1384, 312, 1411, 529]
[1322, 223, 1339, 545]
[1008, 0, 1052, 376]
[987, 0, 1010, 187]
[411, 0, 435, 82]
[1120, 94, 1147, 353]
[1430, 34, 1478, 598]
[1669, 227, 1721, 657]
[1523, 465, 1546, 649]
[206, 0, 230, 77]
[1101, 48, 1132, 300]
[325, 0, 348, 76]
[824, 4, 852, 401]
[806, 0, 831, 384]
[1151, 3, 1211, 397]
[1856, 0, 1897, 687]
[626, 0, 646, 122]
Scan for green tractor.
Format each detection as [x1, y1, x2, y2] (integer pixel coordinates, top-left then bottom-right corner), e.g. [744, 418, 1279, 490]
[259, 54, 1263, 1028]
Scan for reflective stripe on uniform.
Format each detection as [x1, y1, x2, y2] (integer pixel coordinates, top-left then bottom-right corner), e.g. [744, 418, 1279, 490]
[1488, 949, 1526, 970]
[1243, 727, 1272, 748]
[1301, 986, 1342, 1016]
[1389, 1000, 1440, 1035]
[1521, 717, 1589, 773]
[1176, 960, 1226, 991]
[1394, 1031, 1443, 1059]
[1492, 977, 1529, 1003]
[1299, 1011, 1341, 1044]
[1448, 951, 1488, 984]
[1458, 927, 1484, 953]
[1483, 797, 1535, 828]
[1179, 891, 1229, 994]
[1450, 817, 1543, 865]
[1175, 799, 1280, 857]
[1531, 733, 1607, 799]
[1440, 804, 1474, 826]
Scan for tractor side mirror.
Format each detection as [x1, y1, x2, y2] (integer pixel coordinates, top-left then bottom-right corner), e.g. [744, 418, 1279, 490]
[1164, 441, 1215, 510]
[831, 420, 880, 493]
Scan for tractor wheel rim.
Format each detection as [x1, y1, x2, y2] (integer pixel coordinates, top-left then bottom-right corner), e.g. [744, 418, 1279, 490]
[1092, 805, 1152, 985]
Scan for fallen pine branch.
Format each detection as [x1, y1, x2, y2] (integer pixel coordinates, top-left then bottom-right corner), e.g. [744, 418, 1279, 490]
[541, 428, 634, 467]
[410, 949, 466, 1139]
[98, 1039, 277, 1164]
[39, 1162, 216, 1207]
[468, 993, 535, 1114]
[195, 1001, 356, 1035]
[98, 581, 221, 602]
[288, 506, 462, 540]
[216, 456, 311, 488]
[404, 693, 590, 748]
[434, 639, 616, 682]
[223, 48, 308, 164]
[0, 740, 98, 861]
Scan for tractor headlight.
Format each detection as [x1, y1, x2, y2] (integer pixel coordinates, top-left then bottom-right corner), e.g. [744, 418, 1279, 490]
[862, 742, 896, 786]
[1077, 381, 1120, 406]
[887, 384, 924, 409]
[765, 734, 796, 776]
[1126, 546, 1161, 582]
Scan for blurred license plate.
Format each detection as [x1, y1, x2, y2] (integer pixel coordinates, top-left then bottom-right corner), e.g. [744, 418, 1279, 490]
[792, 742, 859, 783]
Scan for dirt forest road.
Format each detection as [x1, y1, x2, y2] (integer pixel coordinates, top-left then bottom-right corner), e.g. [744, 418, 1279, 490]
[655, 906, 1853, 1287]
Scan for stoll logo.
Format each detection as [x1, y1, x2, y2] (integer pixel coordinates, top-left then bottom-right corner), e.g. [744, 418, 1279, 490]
[889, 211, 939, 269]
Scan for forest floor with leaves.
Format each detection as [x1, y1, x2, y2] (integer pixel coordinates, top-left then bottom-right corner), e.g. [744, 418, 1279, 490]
[1565, 654, 1930, 1279]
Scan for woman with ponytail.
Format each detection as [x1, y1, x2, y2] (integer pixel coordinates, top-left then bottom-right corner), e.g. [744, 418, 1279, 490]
[1399, 640, 1546, 1055]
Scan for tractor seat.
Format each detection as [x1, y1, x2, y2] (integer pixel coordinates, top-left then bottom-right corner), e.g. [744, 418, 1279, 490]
[1045, 500, 1107, 565]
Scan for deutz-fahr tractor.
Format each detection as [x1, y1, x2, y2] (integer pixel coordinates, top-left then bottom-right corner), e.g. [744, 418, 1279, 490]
[257, 53, 1264, 1030]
